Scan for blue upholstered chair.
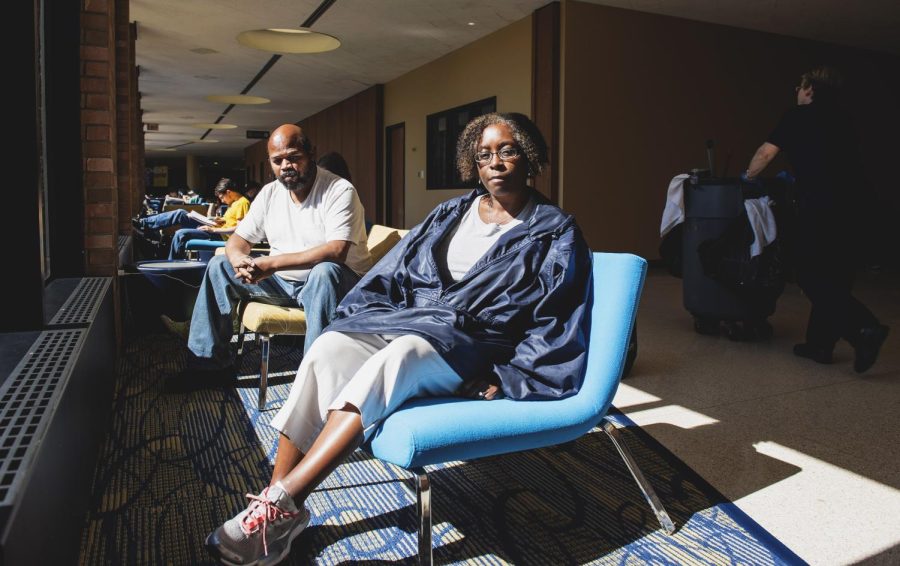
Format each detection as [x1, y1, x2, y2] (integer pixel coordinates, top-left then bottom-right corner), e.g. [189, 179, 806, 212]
[365, 252, 674, 565]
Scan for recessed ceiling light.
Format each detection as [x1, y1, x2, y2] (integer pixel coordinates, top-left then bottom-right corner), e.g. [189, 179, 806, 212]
[154, 148, 177, 152]
[192, 123, 238, 129]
[467, 22, 476, 26]
[205, 94, 271, 105]
[190, 47, 219, 55]
[237, 28, 340, 54]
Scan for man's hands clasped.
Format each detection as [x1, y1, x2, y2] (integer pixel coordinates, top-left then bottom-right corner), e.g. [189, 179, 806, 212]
[232, 255, 276, 284]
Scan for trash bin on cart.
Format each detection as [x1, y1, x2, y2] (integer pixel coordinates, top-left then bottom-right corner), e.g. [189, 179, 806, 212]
[682, 176, 784, 340]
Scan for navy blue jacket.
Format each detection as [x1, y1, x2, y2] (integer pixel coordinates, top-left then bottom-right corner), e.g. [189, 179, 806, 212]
[327, 188, 593, 400]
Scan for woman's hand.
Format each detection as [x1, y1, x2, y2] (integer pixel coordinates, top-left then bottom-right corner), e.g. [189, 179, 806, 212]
[457, 377, 502, 400]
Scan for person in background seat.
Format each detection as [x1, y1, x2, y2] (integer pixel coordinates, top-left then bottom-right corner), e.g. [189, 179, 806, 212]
[137, 178, 249, 260]
[244, 180, 263, 202]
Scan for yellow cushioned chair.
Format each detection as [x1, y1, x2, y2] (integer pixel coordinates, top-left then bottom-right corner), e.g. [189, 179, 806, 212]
[235, 224, 409, 409]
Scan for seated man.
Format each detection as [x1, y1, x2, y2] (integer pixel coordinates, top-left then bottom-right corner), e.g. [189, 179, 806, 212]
[168, 179, 250, 259]
[168, 124, 372, 391]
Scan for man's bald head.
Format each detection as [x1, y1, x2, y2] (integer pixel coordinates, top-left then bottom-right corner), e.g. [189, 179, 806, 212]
[268, 124, 313, 156]
[267, 124, 317, 191]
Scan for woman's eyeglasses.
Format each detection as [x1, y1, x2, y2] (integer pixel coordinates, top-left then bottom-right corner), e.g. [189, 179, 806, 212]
[474, 147, 521, 165]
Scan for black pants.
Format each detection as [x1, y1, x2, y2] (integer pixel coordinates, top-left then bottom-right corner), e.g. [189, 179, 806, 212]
[792, 212, 879, 351]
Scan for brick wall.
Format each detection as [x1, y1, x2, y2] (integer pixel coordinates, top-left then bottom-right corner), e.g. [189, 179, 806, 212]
[81, 0, 118, 276]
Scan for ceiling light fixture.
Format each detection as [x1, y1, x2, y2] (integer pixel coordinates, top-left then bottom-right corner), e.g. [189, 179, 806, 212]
[205, 94, 271, 105]
[236, 28, 340, 54]
[190, 139, 220, 143]
[191, 123, 238, 129]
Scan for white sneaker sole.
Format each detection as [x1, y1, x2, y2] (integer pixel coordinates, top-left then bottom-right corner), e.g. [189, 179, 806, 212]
[208, 508, 311, 566]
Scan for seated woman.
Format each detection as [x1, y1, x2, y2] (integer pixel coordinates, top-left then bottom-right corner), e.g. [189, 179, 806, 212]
[139, 178, 250, 260]
[205, 113, 593, 565]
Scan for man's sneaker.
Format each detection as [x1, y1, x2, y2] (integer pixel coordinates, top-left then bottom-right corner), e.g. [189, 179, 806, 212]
[853, 324, 890, 374]
[160, 314, 190, 342]
[793, 343, 833, 365]
[163, 365, 236, 393]
[206, 482, 310, 566]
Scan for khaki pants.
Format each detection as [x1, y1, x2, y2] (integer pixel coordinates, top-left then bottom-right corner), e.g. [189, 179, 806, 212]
[270, 331, 463, 453]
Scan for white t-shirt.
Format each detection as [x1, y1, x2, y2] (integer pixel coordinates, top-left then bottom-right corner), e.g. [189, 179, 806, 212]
[235, 166, 372, 281]
[441, 195, 535, 282]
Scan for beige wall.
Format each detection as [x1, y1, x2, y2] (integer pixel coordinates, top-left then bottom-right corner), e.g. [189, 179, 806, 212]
[562, 1, 900, 258]
[384, 15, 533, 227]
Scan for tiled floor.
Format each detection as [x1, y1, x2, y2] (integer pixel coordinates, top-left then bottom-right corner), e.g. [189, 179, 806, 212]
[614, 267, 899, 565]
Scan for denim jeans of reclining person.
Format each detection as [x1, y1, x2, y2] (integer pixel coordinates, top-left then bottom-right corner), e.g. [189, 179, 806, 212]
[169, 228, 215, 259]
[140, 209, 213, 260]
[141, 208, 202, 231]
[187, 255, 361, 369]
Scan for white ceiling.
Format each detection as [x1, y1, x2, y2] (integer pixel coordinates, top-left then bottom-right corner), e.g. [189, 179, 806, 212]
[134, 0, 900, 159]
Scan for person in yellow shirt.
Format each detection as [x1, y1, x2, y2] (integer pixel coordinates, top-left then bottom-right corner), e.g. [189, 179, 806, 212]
[166, 178, 250, 260]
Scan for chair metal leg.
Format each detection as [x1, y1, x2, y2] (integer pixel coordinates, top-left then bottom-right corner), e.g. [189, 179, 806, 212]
[235, 300, 249, 357]
[236, 322, 247, 356]
[412, 467, 432, 566]
[601, 417, 676, 534]
[258, 334, 270, 411]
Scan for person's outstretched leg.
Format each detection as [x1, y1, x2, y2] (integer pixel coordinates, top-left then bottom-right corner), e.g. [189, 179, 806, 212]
[268, 332, 384, 483]
[206, 332, 382, 564]
[141, 208, 188, 230]
[169, 228, 210, 259]
[279, 407, 364, 502]
[297, 262, 361, 354]
[207, 334, 462, 564]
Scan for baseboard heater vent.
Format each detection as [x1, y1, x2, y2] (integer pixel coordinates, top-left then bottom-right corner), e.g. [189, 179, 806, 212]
[0, 329, 85, 507]
[47, 277, 111, 327]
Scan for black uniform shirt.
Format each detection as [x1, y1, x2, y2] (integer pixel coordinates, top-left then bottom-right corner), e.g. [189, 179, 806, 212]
[767, 102, 862, 213]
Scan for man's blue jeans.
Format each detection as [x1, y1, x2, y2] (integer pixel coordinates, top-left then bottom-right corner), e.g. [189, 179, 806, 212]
[187, 255, 361, 368]
[141, 208, 201, 230]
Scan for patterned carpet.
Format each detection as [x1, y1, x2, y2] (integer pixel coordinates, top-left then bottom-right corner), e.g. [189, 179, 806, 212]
[79, 332, 802, 565]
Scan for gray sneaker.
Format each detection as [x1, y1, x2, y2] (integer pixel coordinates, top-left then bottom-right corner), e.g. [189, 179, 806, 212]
[206, 482, 310, 566]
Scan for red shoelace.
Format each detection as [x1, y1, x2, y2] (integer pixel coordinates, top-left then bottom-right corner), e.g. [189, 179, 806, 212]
[240, 487, 300, 557]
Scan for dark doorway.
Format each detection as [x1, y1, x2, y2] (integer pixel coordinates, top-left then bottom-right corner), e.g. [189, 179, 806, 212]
[386, 123, 405, 228]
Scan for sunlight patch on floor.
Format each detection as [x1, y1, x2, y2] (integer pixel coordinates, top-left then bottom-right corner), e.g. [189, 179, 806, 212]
[738, 441, 900, 564]
[625, 405, 720, 429]
[612, 382, 662, 408]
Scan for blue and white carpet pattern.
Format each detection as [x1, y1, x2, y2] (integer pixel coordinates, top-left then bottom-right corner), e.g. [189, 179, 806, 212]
[79, 333, 801, 565]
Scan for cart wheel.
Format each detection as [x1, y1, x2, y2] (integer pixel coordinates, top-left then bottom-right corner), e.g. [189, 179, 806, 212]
[693, 316, 720, 335]
[724, 321, 745, 341]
